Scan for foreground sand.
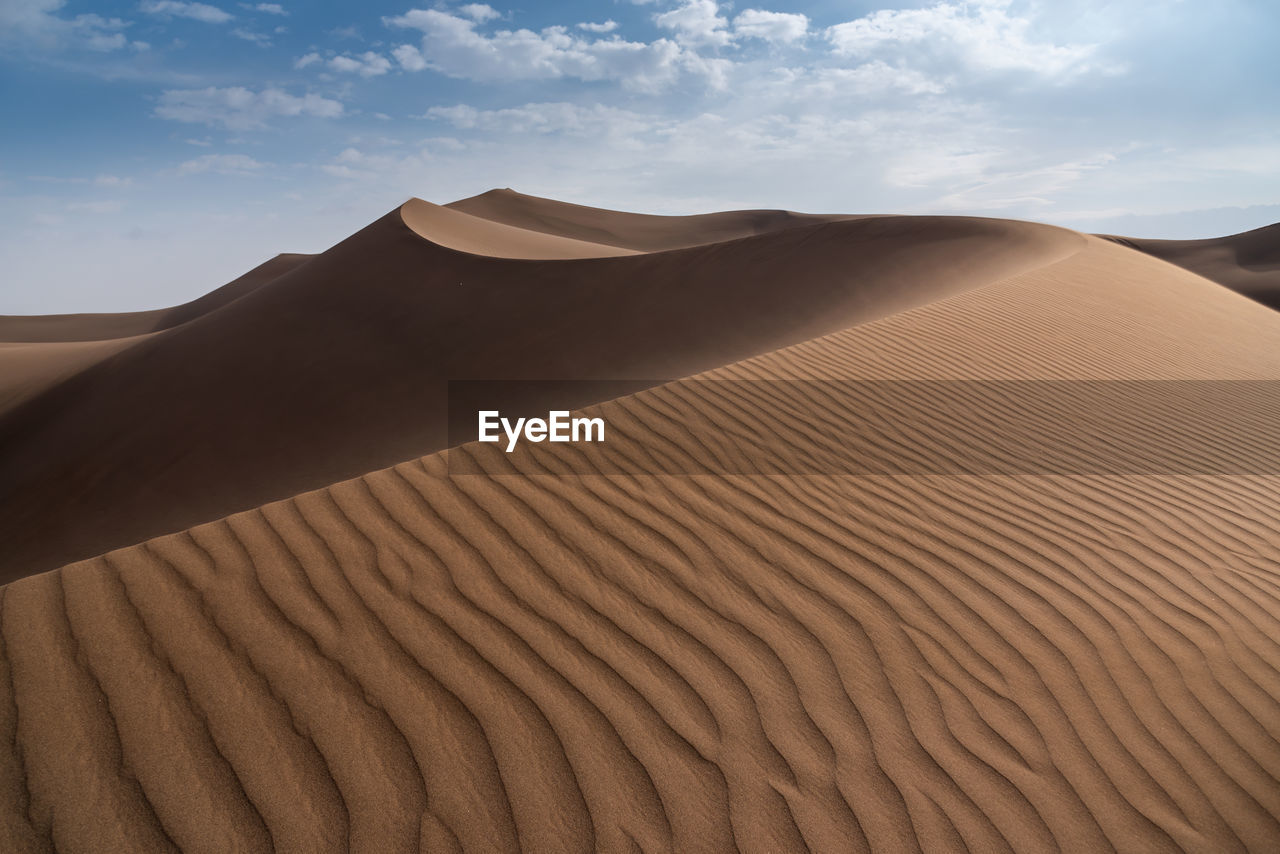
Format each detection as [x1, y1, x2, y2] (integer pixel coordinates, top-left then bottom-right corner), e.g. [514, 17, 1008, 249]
[1, 194, 1279, 852]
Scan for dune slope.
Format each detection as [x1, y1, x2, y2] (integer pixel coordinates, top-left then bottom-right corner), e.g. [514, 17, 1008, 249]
[0, 253, 312, 343]
[447, 187, 858, 251]
[400, 198, 639, 259]
[0, 199, 1080, 581]
[1106, 223, 1280, 309]
[1, 235, 1279, 852]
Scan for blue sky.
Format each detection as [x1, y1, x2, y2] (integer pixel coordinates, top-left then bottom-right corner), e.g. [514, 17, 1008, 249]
[2, 0, 1278, 313]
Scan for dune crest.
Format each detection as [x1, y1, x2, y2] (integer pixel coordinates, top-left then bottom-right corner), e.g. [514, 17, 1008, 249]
[447, 187, 857, 251]
[400, 198, 639, 259]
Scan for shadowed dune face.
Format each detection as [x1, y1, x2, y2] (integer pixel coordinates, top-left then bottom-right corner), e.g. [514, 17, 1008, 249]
[1106, 223, 1280, 310]
[2, 221, 1280, 851]
[0, 253, 312, 344]
[0, 198, 1081, 581]
[0, 337, 144, 417]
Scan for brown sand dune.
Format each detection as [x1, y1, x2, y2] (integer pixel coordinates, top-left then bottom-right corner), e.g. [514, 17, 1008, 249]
[1104, 222, 1280, 310]
[0, 253, 311, 343]
[401, 198, 639, 259]
[447, 187, 859, 251]
[0, 199, 1081, 582]
[2, 231, 1279, 851]
[0, 336, 146, 418]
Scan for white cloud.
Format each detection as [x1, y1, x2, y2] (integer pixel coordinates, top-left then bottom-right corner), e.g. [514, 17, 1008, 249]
[577, 21, 619, 34]
[810, 62, 948, 97]
[155, 86, 343, 129]
[0, 1, 134, 53]
[328, 51, 392, 77]
[318, 145, 453, 181]
[231, 28, 270, 45]
[392, 44, 427, 71]
[337, 93, 1025, 219]
[654, 0, 730, 48]
[294, 51, 321, 68]
[253, 2, 286, 14]
[176, 153, 269, 175]
[426, 102, 656, 139]
[94, 174, 132, 187]
[385, 7, 729, 91]
[139, 1, 234, 24]
[928, 152, 1120, 210]
[827, 0, 1110, 78]
[458, 3, 499, 22]
[733, 10, 808, 44]
[85, 30, 127, 51]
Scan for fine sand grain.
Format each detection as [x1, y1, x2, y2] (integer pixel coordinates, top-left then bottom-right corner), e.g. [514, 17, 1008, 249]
[1, 195, 1279, 852]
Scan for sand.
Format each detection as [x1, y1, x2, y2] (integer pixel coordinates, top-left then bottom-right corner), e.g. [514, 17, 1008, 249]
[0, 192, 1278, 852]
[1105, 223, 1280, 310]
[445, 187, 860, 251]
[0, 195, 1079, 581]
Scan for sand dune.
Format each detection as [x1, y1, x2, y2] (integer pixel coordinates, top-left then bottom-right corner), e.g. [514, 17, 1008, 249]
[2, 195, 1280, 852]
[0, 197, 1079, 581]
[0, 337, 143, 418]
[1106, 222, 1280, 310]
[0, 253, 311, 343]
[447, 187, 859, 251]
[401, 198, 639, 259]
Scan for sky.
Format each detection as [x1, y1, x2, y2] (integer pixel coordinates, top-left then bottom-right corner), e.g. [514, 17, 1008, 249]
[1, 0, 1278, 313]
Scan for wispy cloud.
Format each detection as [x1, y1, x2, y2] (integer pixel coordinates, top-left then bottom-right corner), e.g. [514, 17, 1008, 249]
[0, 1, 139, 53]
[827, 0, 1117, 79]
[425, 102, 657, 137]
[927, 151, 1122, 210]
[294, 50, 393, 76]
[155, 86, 343, 129]
[231, 27, 271, 45]
[176, 153, 269, 174]
[328, 51, 392, 77]
[139, 1, 234, 25]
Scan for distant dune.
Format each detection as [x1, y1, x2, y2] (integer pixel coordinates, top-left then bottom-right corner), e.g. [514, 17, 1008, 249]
[1, 192, 1279, 852]
[1104, 222, 1280, 309]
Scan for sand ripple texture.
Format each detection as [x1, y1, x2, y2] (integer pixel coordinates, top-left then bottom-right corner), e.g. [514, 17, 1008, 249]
[3, 232, 1280, 852]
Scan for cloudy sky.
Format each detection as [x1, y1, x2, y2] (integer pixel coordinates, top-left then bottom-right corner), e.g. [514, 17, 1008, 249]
[2, 0, 1278, 313]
